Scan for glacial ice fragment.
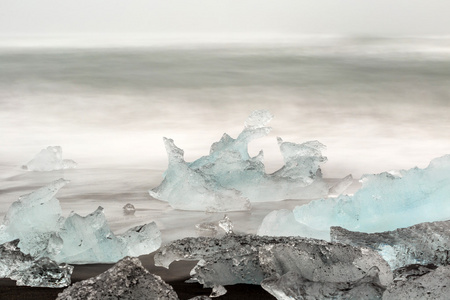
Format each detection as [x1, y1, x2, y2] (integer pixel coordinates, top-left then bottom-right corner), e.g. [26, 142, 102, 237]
[154, 234, 393, 293]
[0, 179, 162, 264]
[383, 264, 450, 300]
[331, 219, 450, 269]
[56, 256, 179, 300]
[150, 110, 329, 211]
[49, 207, 162, 263]
[261, 269, 385, 300]
[22, 146, 77, 171]
[123, 203, 136, 215]
[0, 240, 73, 288]
[260, 155, 450, 240]
[329, 174, 353, 196]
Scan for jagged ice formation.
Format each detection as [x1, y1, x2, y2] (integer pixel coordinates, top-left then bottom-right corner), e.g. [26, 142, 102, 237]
[0, 179, 162, 264]
[0, 239, 73, 288]
[259, 155, 450, 240]
[331, 219, 450, 269]
[154, 234, 392, 297]
[56, 257, 179, 300]
[150, 110, 329, 211]
[22, 146, 77, 171]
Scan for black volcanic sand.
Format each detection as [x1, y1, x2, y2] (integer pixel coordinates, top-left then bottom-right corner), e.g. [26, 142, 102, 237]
[0, 252, 276, 300]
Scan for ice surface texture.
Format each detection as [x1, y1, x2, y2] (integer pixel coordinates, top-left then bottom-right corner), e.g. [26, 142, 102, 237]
[57, 256, 179, 300]
[154, 234, 392, 297]
[150, 110, 329, 211]
[383, 264, 450, 300]
[260, 155, 450, 240]
[0, 179, 162, 263]
[331, 219, 450, 269]
[22, 146, 77, 171]
[0, 240, 73, 288]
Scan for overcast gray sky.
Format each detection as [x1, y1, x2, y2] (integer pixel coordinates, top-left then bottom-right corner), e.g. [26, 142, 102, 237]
[1, 0, 450, 37]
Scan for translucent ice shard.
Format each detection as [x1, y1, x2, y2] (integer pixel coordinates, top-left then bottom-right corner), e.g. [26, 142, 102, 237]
[49, 207, 162, 263]
[150, 110, 329, 211]
[0, 178, 67, 256]
[329, 174, 353, 196]
[0, 240, 73, 288]
[383, 264, 450, 300]
[331, 219, 450, 269]
[154, 234, 392, 292]
[0, 179, 162, 264]
[22, 146, 77, 171]
[261, 155, 450, 240]
[56, 256, 179, 300]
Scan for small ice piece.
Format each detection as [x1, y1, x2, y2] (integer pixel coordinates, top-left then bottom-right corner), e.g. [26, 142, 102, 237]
[56, 256, 179, 300]
[262, 155, 450, 240]
[154, 234, 392, 291]
[0, 240, 73, 288]
[150, 110, 329, 212]
[210, 285, 227, 298]
[384, 264, 450, 300]
[123, 203, 136, 215]
[218, 215, 233, 234]
[22, 146, 77, 171]
[0, 179, 162, 264]
[329, 174, 353, 195]
[331, 219, 450, 269]
[261, 269, 385, 300]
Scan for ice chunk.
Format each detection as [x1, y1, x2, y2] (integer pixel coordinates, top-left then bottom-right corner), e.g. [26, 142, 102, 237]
[150, 110, 329, 211]
[49, 207, 162, 263]
[123, 203, 136, 215]
[218, 215, 233, 234]
[154, 234, 393, 292]
[329, 174, 354, 195]
[262, 269, 385, 300]
[331, 219, 450, 269]
[22, 146, 77, 171]
[261, 155, 450, 240]
[0, 240, 73, 288]
[0, 179, 162, 264]
[0, 178, 67, 256]
[56, 256, 179, 300]
[383, 264, 450, 300]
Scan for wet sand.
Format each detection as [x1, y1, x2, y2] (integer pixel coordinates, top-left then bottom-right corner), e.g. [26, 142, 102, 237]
[0, 253, 276, 300]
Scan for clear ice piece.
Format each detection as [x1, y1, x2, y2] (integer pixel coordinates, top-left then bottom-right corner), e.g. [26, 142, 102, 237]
[0, 240, 73, 288]
[262, 155, 450, 240]
[0, 179, 162, 264]
[50, 207, 161, 263]
[56, 256, 179, 300]
[331, 219, 450, 269]
[154, 234, 392, 290]
[150, 111, 329, 211]
[22, 146, 77, 171]
[329, 174, 353, 195]
[218, 215, 233, 234]
[0, 178, 67, 256]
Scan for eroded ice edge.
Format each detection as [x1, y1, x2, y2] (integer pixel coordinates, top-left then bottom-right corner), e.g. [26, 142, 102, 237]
[155, 233, 392, 299]
[149, 110, 347, 212]
[0, 179, 162, 265]
[258, 155, 450, 241]
[22, 146, 77, 171]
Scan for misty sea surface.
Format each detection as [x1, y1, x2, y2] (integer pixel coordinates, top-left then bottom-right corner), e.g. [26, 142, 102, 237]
[0, 36, 449, 241]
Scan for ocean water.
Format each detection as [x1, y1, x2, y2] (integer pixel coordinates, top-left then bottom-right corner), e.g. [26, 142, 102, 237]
[0, 36, 449, 240]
